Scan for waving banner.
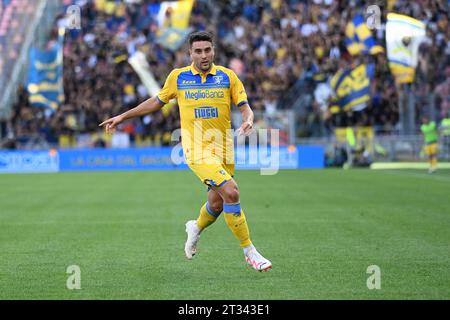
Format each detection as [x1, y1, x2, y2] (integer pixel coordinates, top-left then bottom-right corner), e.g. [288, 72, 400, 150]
[27, 28, 65, 111]
[330, 64, 375, 113]
[386, 13, 426, 84]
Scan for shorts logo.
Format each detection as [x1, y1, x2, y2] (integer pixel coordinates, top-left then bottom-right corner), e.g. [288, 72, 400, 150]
[194, 106, 219, 119]
[213, 76, 223, 84]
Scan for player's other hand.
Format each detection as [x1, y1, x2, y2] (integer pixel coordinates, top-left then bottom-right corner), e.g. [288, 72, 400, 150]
[237, 121, 254, 136]
[99, 115, 124, 134]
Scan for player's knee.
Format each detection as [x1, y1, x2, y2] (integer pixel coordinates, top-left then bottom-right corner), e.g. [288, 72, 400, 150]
[224, 187, 239, 203]
[208, 200, 223, 214]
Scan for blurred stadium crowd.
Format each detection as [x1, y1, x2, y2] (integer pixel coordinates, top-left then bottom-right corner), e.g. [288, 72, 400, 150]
[0, 0, 40, 92]
[2, 0, 450, 149]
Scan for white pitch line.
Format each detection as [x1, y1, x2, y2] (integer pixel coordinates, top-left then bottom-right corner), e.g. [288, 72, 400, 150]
[377, 169, 450, 183]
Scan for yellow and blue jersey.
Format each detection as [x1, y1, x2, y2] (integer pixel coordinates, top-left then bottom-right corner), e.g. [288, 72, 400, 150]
[157, 63, 248, 166]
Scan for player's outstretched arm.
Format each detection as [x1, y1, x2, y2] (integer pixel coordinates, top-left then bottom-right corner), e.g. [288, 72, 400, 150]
[237, 104, 254, 136]
[99, 96, 164, 133]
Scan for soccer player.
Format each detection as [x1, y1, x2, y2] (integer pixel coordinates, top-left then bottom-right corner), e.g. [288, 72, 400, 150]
[439, 113, 450, 160]
[99, 31, 272, 272]
[420, 116, 439, 173]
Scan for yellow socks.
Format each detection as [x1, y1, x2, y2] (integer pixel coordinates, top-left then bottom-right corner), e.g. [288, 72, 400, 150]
[431, 157, 437, 168]
[223, 203, 252, 248]
[196, 202, 253, 248]
[196, 202, 220, 231]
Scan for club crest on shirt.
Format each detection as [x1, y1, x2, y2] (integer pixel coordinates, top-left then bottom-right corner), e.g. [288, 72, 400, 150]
[213, 76, 223, 84]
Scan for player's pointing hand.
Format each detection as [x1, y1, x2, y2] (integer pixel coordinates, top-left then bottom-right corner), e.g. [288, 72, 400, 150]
[99, 115, 124, 134]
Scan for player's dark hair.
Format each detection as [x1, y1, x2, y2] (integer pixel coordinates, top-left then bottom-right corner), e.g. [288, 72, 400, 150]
[188, 31, 214, 47]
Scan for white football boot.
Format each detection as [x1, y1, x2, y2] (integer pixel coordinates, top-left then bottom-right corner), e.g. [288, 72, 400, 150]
[244, 246, 272, 272]
[184, 220, 201, 259]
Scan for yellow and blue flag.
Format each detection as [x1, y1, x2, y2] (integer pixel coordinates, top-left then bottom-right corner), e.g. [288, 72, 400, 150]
[386, 13, 426, 85]
[148, 0, 195, 51]
[330, 63, 375, 112]
[157, 27, 193, 52]
[27, 28, 65, 111]
[345, 14, 384, 56]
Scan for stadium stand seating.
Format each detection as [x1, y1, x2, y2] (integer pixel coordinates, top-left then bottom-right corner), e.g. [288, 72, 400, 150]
[2, 0, 449, 149]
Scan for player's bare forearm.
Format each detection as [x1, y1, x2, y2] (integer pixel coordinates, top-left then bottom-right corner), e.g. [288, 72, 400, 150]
[238, 104, 254, 136]
[120, 96, 164, 121]
[240, 104, 254, 124]
[99, 96, 164, 133]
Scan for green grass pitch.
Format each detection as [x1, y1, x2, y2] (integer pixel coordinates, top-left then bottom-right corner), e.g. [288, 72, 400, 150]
[1, 169, 449, 299]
